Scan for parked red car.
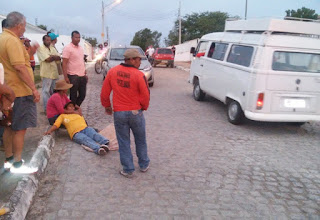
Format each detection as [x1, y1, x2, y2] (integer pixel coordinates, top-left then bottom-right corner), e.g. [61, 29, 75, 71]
[151, 48, 175, 68]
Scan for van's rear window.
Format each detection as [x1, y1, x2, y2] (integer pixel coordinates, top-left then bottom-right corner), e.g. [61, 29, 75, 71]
[158, 49, 172, 54]
[272, 51, 320, 73]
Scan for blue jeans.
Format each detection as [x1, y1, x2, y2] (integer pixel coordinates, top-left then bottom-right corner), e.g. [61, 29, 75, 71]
[114, 110, 150, 173]
[72, 127, 109, 154]
[42, 77, 57, 112]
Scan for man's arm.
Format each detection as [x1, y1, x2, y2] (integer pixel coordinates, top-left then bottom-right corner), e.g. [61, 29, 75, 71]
[45, 55, 61, 63]
[139, 75, 150, 111]
[62, 58, 70, 83]
[13, 64, 40, 103]
[44, 125, 59, 135]
[0, 84, 15, 103]
[100, 71, 113, 115]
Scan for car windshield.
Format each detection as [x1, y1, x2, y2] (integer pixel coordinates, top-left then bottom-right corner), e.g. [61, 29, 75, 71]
[110, 48, 147, 60]
[272, 51, 320, 73]
[158, 49, 172, 54]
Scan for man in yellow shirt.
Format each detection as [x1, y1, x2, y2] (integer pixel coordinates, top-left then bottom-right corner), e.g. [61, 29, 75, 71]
[0, 11, 40, 174]
[37, 34, 61, 113]
[45, 102, 110, 155]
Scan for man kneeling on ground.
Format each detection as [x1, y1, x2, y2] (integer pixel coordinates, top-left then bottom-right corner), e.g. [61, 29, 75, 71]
[45, 102, 110, 155]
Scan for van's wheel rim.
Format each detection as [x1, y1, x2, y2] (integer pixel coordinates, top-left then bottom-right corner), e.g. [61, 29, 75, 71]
[228, 103, 238, 120]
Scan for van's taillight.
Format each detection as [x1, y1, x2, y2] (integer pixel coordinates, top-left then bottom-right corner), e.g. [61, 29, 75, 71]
[256, 93, 264, 110]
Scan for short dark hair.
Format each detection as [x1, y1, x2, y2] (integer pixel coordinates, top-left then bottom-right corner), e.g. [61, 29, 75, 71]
[1, 19, 7, 30]
[71, 30, 80, 37]
[42, 34, 50, 41]
[64, 102, 75, 109]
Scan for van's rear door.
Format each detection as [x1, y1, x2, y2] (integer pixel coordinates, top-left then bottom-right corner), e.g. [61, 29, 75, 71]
[266, 51, 320, 114]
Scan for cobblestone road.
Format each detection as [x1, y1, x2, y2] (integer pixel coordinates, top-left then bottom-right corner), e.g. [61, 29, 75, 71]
[27, 63, 320, 219]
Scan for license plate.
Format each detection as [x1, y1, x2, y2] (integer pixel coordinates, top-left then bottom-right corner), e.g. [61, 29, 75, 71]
[284, 99, 306, 108]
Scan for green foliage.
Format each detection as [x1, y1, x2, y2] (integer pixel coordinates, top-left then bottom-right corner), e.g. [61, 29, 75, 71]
[165, 11, 230, 46]
[37, 24, 47, 31]
[83, 36, 98, 47]
[285, 7, 318, 19]
[131, 28, 162, 51]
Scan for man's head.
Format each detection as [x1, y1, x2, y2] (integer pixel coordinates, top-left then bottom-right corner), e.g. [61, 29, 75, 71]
[24, 38, 31, 48]
[48, 32, 59, 44]
[6, 11, 26, 37]
[71, 30, 80, 46]
[104, 42, 108, 47]
[1, 19, 7, 31]
[64, 102, 75, 111]
[123, 48, 144, 69]
[42, 35, 51, 47]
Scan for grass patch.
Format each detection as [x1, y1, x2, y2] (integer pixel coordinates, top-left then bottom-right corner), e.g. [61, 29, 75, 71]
[33, 65, 41, 85]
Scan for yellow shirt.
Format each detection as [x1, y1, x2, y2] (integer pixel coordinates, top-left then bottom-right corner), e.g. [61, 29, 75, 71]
[37, 44, 60, 79]
[53, 114, 87, 139]
[0, 29, 34, 97]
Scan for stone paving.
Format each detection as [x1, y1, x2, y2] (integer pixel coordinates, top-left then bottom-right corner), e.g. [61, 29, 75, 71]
[26, 64, 320, 219]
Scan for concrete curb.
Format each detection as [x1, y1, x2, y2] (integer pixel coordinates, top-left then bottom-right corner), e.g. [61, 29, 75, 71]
[1, 132, 55, 220]
[175, 65, 190, 72]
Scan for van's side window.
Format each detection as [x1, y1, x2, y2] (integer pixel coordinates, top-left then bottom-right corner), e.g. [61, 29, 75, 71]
[195, 41, 208, 58]
[272, 51, 320, 73]
[208, 43, 228, 61]
[227, 45, 254, 67]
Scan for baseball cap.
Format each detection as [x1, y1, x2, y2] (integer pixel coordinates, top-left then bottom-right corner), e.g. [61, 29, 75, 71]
[123, 49, 144, 59]
[48, 32, 59, 40]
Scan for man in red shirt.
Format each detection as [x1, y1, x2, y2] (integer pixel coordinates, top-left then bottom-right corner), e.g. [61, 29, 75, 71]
[101, 48, 150, 178]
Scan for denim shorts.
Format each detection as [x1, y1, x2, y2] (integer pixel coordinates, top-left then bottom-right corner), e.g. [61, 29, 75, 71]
[11, 96, 37, 131]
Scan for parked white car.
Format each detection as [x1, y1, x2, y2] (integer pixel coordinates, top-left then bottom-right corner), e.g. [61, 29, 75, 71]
[102, 45, 154, 87]
[189, 18, 320, 125]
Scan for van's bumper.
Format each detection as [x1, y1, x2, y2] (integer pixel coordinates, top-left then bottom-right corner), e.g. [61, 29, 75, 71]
[244, 111, 320, 122]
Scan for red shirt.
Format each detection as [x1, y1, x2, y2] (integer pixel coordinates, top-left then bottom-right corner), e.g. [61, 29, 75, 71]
[46, 92, 71, 118]
[101, 64, 150, 111]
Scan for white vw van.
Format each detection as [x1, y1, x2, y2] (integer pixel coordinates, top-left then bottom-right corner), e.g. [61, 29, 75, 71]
[189, 18, 320, 125]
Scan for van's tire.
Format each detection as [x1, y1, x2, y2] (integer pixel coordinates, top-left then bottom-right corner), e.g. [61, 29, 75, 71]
[227, 100, 244, 125]
[193, 80, 205, 101]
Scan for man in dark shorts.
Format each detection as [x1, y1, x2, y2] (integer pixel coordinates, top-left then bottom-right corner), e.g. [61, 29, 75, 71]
[0, 11, 40, 173]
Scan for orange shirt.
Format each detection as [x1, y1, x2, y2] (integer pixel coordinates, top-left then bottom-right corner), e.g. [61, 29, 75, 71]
[101, 64, 150, 112]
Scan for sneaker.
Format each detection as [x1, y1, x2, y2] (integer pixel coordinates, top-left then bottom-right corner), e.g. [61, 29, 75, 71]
[4, 160, 13, 170]
[10, 162, 38, 174]
[100, 144, 110, 153]
[98, 148, 106, 155]
[139, 165, 150, 173]
[119, 170, 133, 178]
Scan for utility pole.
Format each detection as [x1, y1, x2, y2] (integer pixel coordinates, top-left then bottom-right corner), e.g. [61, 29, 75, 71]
[178, 1, 182, 44]
[106, 26, 109, 44]
[101, 1, 105, 44]
[35, 18, 38, 26]
[245, 0, 248, 20]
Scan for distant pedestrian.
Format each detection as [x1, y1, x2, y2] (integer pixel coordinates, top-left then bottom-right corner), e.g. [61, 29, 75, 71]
[37, 34, 61, 113]
[171, 45, 176, 56]
[45, 102, 110, 155]
[101, 48, 150, 178]
[0, 11, 40, 174]
[62, 30, 87, 107]
[146, 45, 155, 61]
[22, 38, 36, 71]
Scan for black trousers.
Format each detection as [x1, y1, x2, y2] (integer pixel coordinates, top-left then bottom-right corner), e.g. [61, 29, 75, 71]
[68, 74, 87, 106]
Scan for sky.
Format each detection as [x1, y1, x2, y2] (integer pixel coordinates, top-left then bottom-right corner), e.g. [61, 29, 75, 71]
[1, 0, 319, 47]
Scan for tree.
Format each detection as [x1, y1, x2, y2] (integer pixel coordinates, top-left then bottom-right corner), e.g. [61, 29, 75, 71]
[131, 28, 162, 51]
[37, 24, 47, 31]
[286, 7, 318, 19]
[165, 11, 230, 46]
[83, 36, 98, 47]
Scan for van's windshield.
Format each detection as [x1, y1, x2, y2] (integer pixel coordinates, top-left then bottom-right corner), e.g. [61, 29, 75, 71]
[272, 51, 320, 73]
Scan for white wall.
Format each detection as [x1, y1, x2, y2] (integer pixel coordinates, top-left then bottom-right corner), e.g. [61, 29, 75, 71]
[173, 39, 199, 62]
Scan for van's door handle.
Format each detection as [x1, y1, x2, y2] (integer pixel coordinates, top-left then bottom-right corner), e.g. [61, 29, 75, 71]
[200, 64, 203, 67]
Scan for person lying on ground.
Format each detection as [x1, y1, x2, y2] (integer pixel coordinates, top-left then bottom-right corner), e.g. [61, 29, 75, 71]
[44, 102, 109, 155]
[46, 79, 81, 125]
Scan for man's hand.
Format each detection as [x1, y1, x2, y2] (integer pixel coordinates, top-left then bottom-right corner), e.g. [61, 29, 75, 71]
[64, 77, 70, 84]
[105, 107, 113, 115]
[32, 89, 40, 103]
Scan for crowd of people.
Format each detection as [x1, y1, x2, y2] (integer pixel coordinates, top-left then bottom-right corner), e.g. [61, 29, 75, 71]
[0, 11, 151, 178]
